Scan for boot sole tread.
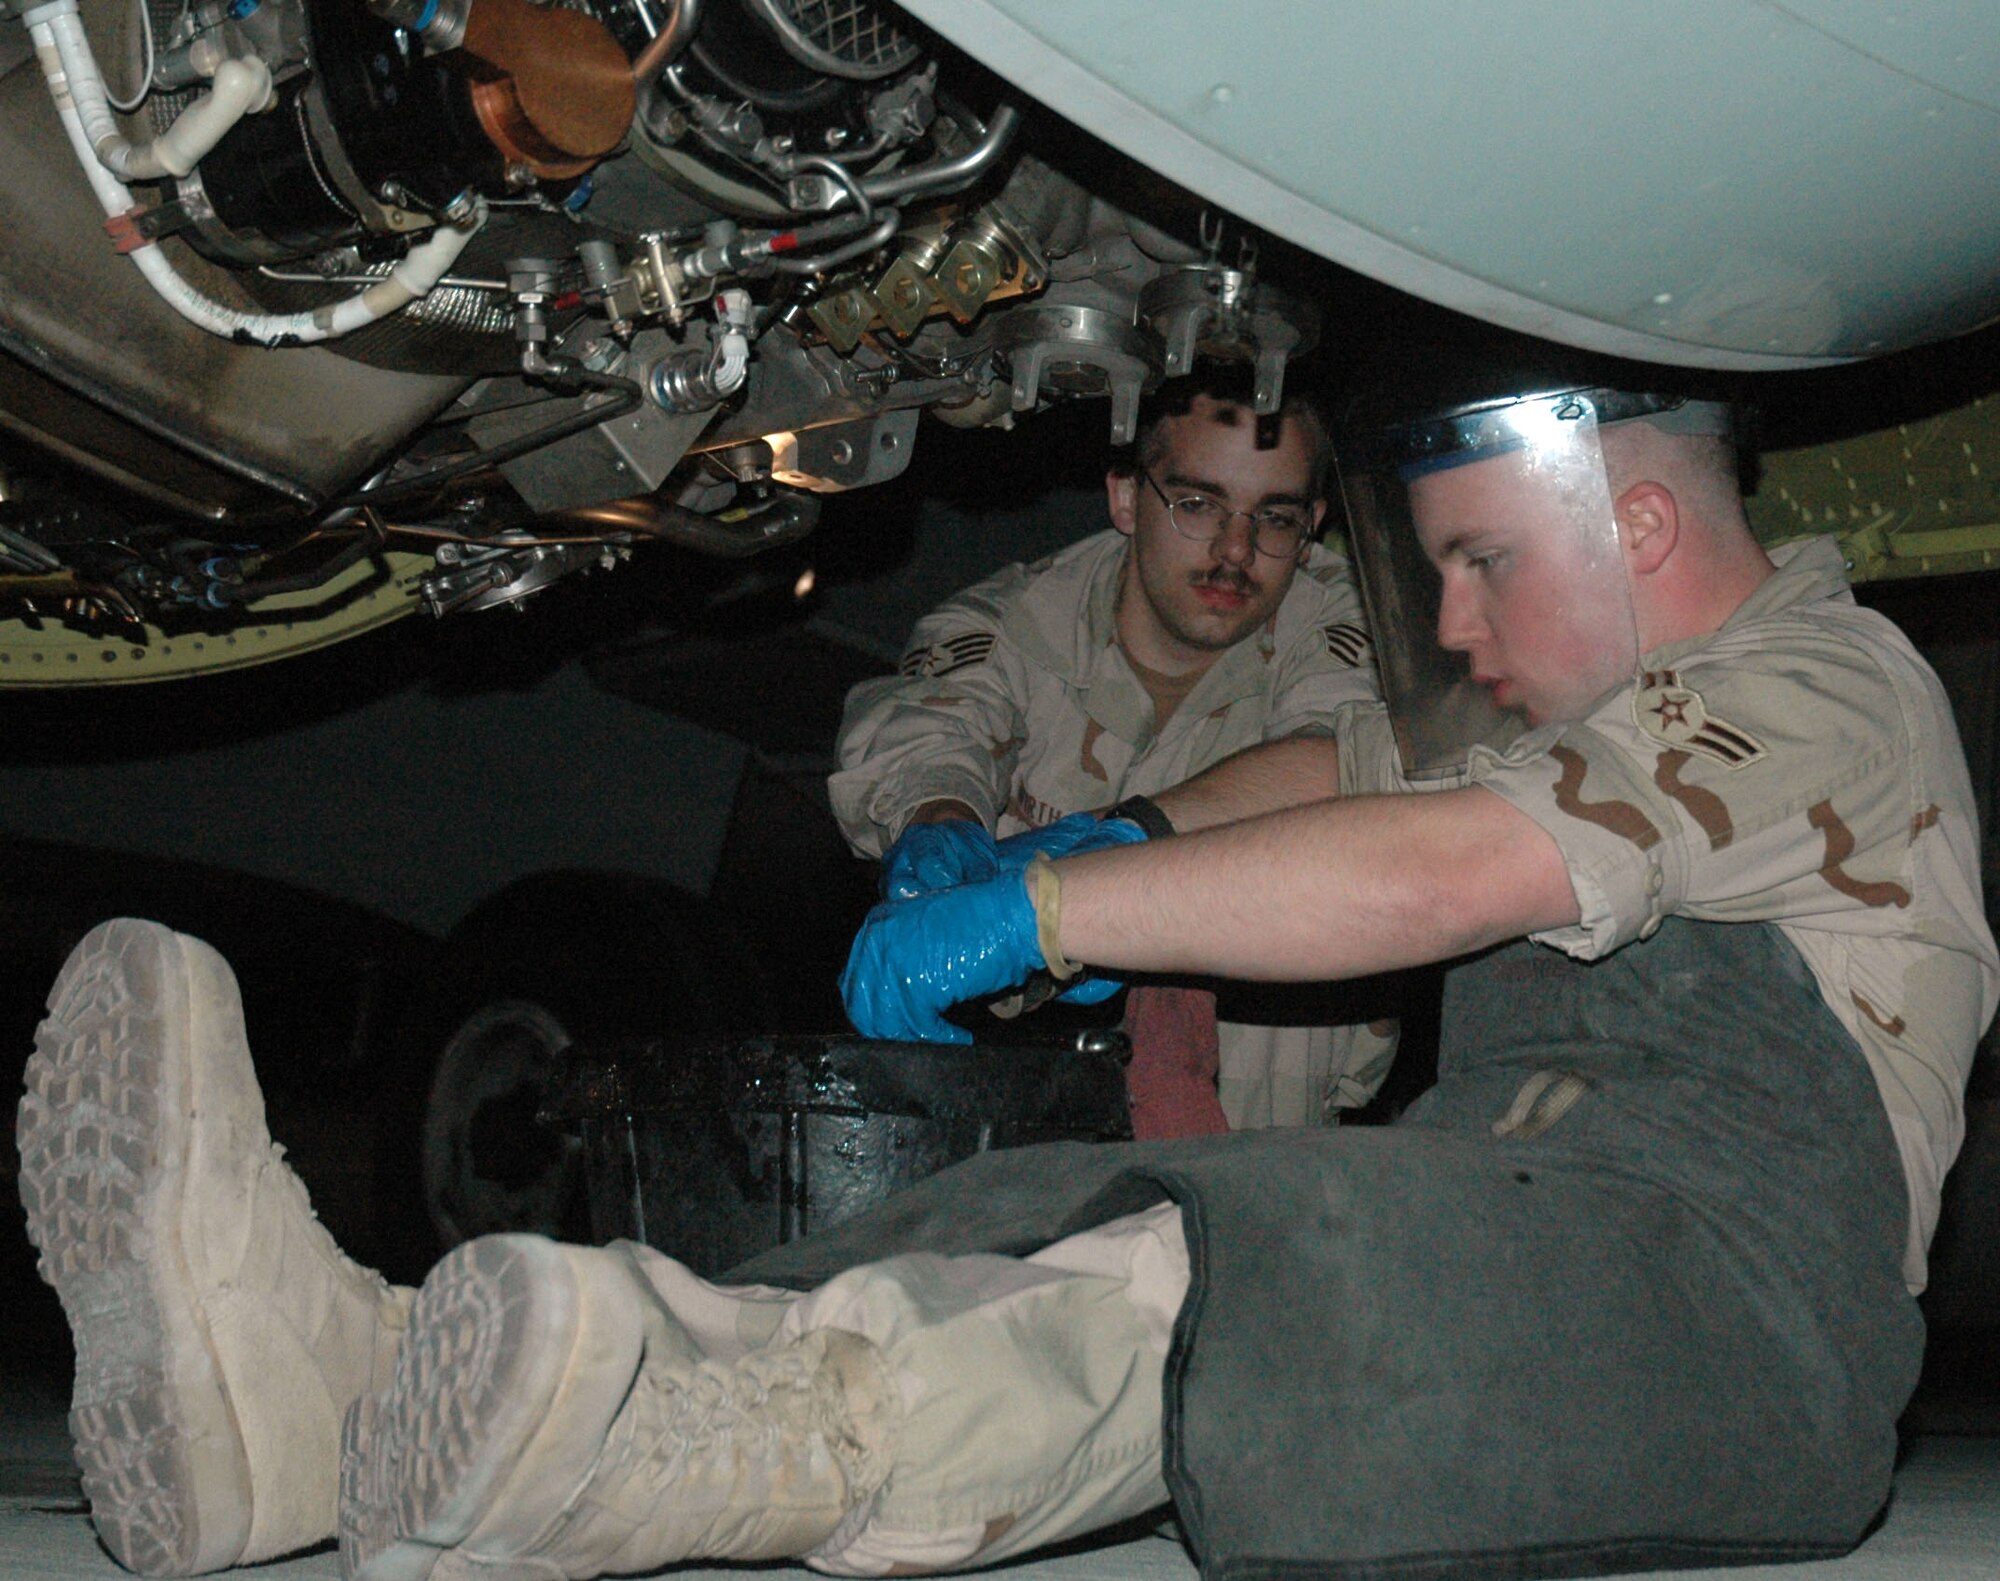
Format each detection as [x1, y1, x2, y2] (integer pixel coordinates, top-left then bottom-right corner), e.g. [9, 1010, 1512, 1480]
[342, 1236, 576, 1581]
[16, 919, 248, 1578]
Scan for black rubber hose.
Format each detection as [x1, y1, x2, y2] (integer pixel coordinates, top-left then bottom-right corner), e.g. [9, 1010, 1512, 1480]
[335, 369, 644, 510]
[226, 526, 380, 603]
[546, 487, 821, 558]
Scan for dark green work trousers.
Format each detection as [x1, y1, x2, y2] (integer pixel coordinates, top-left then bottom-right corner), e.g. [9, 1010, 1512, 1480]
[738, 919, 1923, 1581]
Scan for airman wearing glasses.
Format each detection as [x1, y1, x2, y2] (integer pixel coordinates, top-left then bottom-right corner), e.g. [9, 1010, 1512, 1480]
[830, 366, 1396, 1136]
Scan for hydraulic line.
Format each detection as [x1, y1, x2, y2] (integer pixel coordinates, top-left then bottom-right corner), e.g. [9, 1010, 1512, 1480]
[858, 103, 1019, 204]
[102, 0, 155, 113]
[790, 152, 872, 220]
[647, 290, 752, 411]
[550, 488, 821, 558]
[769, 208, 899, 275]
[339, 369, 645, 508]
[226, 525, 383, 603]
[630, 0, 701, 157]
[631, 0, 701, 83]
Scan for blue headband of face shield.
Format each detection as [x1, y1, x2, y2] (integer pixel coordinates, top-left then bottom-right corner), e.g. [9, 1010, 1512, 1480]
[1388, 390, 1735, 482]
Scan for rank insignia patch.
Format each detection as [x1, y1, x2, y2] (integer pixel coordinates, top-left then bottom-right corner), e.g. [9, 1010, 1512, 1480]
[1632, 670, 1766, 768]
[1323, 623, 1371, 668]
[900, 631, 996, 679]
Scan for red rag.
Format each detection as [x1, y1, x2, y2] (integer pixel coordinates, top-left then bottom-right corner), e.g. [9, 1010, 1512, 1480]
[1120, 984, 1230, 1140]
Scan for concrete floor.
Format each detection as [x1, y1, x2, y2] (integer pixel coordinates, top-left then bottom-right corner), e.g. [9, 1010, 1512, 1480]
[2, 1346, 1997, 1581]
[4, 1207, 1997, 1581]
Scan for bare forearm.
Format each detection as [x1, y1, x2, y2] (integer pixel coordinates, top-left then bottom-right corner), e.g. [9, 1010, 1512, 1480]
[1151, 736, 1343, 833]
[1053, 787, 1580, 982]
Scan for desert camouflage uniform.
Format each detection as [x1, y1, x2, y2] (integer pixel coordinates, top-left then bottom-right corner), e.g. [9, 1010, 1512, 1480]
[736, 532, 1992, 1574]
[830, 528, 1395, 1124]
[1337, 533, 1999, 1292]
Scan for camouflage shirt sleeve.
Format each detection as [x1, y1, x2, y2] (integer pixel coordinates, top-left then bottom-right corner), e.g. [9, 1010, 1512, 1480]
[1470, 606, 1964, 961]
[827, 564, 1035, 858]
[1263, 550, 1384, 743]
[1471, 589, 1998, 1293]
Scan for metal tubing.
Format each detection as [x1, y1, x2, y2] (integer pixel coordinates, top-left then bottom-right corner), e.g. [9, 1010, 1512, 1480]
[548, 489, 821, 558]
[631, 0, 700, 81]
[858, 103, 1020, 203]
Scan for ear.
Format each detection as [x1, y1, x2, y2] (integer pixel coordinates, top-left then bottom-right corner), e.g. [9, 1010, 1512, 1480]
[1615, 481, 1678, 577]
[1107, 470, 1140, 538]
[1297, 498, 1330, 564]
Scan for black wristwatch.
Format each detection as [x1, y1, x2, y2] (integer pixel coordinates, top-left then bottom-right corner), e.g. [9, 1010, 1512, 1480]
[1103, 794, 1176, 840]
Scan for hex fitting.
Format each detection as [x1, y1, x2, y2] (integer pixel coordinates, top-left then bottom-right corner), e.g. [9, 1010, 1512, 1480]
[366, 0, 472, 52]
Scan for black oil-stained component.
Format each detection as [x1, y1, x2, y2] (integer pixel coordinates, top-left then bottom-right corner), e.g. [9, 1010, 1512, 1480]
[547, 1031, 1133, 1277]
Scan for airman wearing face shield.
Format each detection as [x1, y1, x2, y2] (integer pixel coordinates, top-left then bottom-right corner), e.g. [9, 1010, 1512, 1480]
[822, 379, 1994, 1568]
[21, 379, 1997, 1581]
[1337, 387, 1733, 775]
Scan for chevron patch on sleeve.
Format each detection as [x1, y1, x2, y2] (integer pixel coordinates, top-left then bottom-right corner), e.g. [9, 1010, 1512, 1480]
[900, 631, 997, 679]
[1323, 623, 1371, 667]
[1631, 669, 1767, 768]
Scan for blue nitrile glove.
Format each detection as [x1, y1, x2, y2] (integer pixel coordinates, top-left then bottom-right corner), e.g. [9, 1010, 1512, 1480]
[842, 871, 1047, 1044]
[991, 809, 1149, 873]
[879, 819, 1001, 901]
[991, 811, 1150, 1004]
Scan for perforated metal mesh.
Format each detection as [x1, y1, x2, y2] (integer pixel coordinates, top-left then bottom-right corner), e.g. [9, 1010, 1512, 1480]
[749, 0, 923, 79]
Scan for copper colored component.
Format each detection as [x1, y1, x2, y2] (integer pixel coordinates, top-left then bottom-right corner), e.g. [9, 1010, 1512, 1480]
[1, 572, 141, 625]
[459, 0, 638, 181]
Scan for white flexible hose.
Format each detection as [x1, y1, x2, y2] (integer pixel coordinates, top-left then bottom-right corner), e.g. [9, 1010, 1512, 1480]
[31, 2, 272, 180]
[712, 290, 756, 402]
[126, 55, 274, 178]
[24, 0, 485, 347]
[710, 286, 752, 398]
[102, 0, 154, 114]
[713, 330, 748, 394]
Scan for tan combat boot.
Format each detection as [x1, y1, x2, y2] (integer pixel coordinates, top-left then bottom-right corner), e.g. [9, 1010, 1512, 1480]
[17, 918, 414, 1575]
[339, 1233, 899, 1581]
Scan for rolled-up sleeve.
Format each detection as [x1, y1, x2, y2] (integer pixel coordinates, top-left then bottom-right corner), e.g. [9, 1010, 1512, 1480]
[1471, 631, 1922, 960]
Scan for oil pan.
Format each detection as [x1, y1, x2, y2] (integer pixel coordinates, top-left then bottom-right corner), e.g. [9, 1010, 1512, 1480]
[546, 1030, 1133, 1276]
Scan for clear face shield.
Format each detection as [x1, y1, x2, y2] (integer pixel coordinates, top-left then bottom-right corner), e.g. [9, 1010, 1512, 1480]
[1337, 388, 1666, 779]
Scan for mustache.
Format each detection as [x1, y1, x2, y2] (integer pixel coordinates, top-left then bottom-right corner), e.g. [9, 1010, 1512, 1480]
[1193, 566, 1256, 593]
